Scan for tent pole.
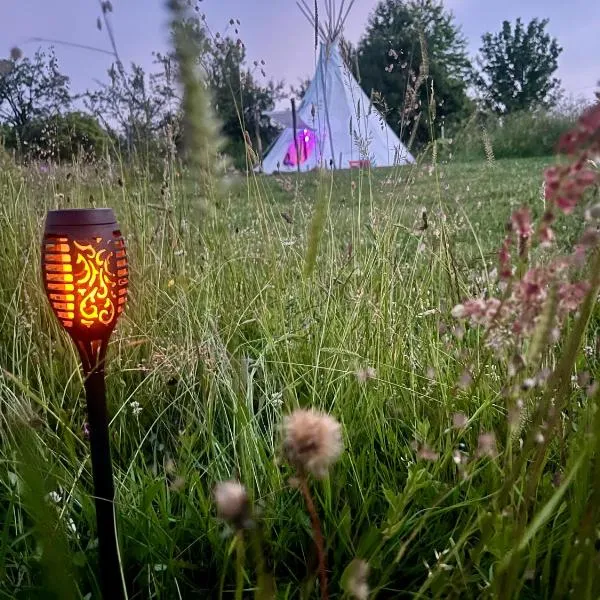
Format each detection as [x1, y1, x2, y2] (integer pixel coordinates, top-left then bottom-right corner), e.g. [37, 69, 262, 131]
[291, 98, 300, 173]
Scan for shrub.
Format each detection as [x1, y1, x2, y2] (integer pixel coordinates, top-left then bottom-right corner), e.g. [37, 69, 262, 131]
[3, 111, 110, 162]
[438, 106, 585, 162]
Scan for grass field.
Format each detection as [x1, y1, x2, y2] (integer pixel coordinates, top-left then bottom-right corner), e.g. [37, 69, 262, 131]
[1, 152, 600, 598]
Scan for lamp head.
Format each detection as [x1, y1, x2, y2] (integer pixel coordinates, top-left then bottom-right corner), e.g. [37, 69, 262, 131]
[42, 208, 128, 370]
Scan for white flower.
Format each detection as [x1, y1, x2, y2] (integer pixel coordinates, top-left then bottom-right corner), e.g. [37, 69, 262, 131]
[47, 491, 62, 504]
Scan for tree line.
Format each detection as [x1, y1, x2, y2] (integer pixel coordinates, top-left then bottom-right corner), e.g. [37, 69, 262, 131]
[0, 0, 566, 166]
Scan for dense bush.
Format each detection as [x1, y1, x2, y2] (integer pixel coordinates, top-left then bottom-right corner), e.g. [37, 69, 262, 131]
[2, 111, 110, 162]
[437, 107, 582, 162]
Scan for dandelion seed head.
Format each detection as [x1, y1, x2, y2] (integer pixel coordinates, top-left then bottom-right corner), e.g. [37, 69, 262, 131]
[458, 370, 472, 390]
[416, 443, 439, 461]
[213, 480, 251, 527]
[355, 366, 376, 383]
[452, 412, 468, 428]
[476, 432, 498, 458]
[283, 408, 343, 478]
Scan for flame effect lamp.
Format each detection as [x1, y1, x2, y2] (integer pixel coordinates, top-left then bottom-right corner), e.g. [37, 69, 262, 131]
[42, 208, 128, 599]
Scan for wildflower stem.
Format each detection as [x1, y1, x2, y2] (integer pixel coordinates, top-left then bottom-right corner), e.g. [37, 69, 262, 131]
[298, 474, 329, 600]
[494, 246, 600, 597]
[511, 247, 600, 504]
[250, 525, 275, 599]
[235, 531, 245, 600]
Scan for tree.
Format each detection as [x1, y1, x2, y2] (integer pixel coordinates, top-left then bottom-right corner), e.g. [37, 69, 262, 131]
[290, 76, 312, 101]
[474, 18, 563, 114]
[357, 0, 473, 147]
[164, 6, 285, 160]
[18, 112, 109, 161]
[84, 56, 178, 153]
[201, 36, 285, 158]
[0, 48, 71, 141]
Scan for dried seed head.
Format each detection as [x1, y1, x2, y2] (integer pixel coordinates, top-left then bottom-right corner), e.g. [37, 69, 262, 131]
[10, 47, 22, 61]
[355, 366, 377, 383]
[346, 559, 370, 600]
[416, 444, 439, 461]
[213, 480, 251, 528]
[476, 432, 498, 458]
[458, 370, 472, 390]
[283, 408, 343, 478]
[452, 412, 468, 429]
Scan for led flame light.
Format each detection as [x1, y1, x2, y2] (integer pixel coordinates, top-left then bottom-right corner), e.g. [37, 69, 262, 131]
[42, 208, 127, 599]
[42, 208, 128, 369]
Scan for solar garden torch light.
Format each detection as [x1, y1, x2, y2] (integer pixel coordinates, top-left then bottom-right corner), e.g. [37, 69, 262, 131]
[41, 208, 128, 599]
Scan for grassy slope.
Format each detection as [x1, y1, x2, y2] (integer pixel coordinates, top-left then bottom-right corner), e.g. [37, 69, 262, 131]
[1, 155, 598, 598]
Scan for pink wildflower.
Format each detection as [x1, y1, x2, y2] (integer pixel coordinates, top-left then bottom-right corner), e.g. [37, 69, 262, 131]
[544, 161, 598, 215]
[538, 210, 556, 248]
[511, 207, 533, 240]
[558, 281, 590, 314]
[451, 298, 501, 326]
[557, 102, 600, 155]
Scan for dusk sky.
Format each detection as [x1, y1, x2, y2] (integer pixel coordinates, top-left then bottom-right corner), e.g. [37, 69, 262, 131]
[1, 0, 598, 107]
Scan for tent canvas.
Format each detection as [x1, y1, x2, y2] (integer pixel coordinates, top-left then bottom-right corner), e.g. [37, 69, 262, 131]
[259, 5, 415, 174]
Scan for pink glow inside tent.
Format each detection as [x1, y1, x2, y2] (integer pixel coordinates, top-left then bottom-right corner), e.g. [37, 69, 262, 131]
[283, 129, 318, 166]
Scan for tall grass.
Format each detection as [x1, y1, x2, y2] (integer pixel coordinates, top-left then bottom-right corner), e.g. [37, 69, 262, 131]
[436, 107, 587, 163]
[1, 3, 600, 597]
[1, 131, 600, 598]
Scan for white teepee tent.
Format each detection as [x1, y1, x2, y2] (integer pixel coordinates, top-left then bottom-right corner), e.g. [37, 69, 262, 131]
[259, 0, 415, 174]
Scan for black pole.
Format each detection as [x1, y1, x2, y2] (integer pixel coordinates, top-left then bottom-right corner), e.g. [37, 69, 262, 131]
[84, 367, 125, 600]
[291, 98, 300, 173]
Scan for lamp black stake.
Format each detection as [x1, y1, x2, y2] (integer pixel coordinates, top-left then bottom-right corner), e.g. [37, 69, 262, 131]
[41, 208, 128, 599]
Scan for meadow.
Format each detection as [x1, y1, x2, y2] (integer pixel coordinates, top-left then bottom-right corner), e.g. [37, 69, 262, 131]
[1, 141, 600, 599]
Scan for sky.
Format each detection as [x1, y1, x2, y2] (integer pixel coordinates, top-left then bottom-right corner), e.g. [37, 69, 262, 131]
[1, 0, 598, 108]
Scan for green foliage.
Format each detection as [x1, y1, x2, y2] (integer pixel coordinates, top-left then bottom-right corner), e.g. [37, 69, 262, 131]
[439, 108, 578, 162]
[201, 34, 285, 159]
[84, 58, 178, 154]
[2, 153, 600, 597]
[357, 0, 473, 148]
[3, 112, 110, 162]
[474, 18, 563, 114]
[12, 425, 78, 600]
[0, 48, 71, 138]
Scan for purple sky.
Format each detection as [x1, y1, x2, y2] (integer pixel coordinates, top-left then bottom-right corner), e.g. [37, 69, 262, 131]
[1, 0, 598, 107]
